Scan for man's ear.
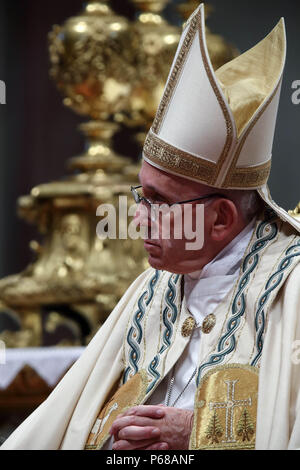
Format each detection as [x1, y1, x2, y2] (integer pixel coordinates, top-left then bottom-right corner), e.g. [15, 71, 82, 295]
[210, 199, 239, 242]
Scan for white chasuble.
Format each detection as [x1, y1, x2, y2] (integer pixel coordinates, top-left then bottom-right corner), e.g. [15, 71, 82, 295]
[2, 209, 300, 450]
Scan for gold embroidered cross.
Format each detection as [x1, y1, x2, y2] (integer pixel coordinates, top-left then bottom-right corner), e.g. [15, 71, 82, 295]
[209, 380, 251, 443]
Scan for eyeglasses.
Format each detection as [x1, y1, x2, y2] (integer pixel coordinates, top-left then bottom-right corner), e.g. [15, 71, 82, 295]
[131, 185, 229, 209]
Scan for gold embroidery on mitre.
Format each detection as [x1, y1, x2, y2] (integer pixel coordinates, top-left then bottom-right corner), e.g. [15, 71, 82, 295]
[222, 81, 281, 189]
[85, 370, 148, 450]
[181, 316, 196, 337]
[197, 9, 234, 184]
[151, 8, 200, 135]
[144, 131, 216, 185]
[190, 364, 259, 450]
[225, 161, 271, 189]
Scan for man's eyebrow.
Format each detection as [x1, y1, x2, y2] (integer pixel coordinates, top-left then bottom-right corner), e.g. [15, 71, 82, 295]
[139, 179, 169, 200]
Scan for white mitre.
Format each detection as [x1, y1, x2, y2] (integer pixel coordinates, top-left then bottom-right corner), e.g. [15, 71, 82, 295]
[143, 3, 300, 231]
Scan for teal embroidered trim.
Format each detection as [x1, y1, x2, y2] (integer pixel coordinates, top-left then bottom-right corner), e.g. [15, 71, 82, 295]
[196, 209, 278, 386]
[147, 274, 180, 393]
[251, 237, 300, 366]
[123, 270, 160, 384]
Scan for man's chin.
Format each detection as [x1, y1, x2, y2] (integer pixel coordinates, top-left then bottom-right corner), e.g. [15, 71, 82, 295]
[147, 255, 164, 270]
[144, 242, 168, 270]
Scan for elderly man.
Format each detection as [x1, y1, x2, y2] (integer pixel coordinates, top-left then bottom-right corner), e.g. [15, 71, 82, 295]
[105, 161, 262, 451]
[2, 4, 300, 450]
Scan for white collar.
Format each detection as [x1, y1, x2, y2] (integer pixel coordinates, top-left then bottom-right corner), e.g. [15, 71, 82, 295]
[184, 217, 256, 303]
[186, 217, 256, 281]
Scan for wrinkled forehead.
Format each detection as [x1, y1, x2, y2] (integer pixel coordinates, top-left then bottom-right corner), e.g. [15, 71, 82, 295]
[139, 160, 211, 195]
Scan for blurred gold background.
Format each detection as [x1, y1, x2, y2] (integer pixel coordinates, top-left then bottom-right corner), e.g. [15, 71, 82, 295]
[0, 0, 238, 349]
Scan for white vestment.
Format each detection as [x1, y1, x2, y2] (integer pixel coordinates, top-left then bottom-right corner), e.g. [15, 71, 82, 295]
[2, 210, 300, 450]
[103, 219, 255, 450]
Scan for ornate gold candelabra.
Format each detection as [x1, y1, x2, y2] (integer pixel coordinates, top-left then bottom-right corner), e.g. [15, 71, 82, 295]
[0, 0, 243, 348]
[127, 0, 180, 133]
[0, 0, 146, 348]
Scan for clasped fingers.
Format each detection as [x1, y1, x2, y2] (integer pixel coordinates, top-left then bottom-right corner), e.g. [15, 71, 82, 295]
[109, 414, 159, 437]
[117, 425, 160, 441]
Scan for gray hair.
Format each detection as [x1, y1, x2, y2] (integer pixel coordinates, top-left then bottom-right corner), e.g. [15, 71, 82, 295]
[221, 189, 263, 223]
